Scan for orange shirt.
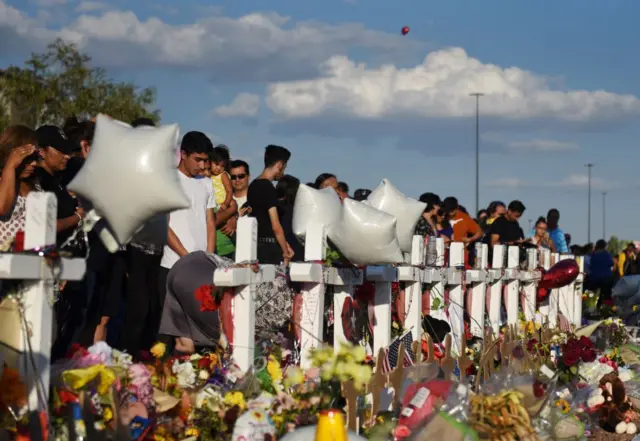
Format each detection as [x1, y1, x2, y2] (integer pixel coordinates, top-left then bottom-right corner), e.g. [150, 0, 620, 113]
[449, 211, 481, 242]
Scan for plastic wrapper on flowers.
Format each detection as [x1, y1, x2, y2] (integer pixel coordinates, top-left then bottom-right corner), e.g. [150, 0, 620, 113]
[400, 383, 476, 441]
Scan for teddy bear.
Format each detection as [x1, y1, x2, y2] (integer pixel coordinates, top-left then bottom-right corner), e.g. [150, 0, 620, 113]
[598, 373, 638, 435]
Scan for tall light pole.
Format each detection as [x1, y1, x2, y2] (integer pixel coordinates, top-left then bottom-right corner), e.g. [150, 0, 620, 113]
[602, 191, 607, 240]
[586, 163, 594, 243]
[470, 93, 484, 216]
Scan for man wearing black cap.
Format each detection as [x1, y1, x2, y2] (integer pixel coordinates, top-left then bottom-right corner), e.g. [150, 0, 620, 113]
[35, 125, 86, 245]
[35, 125, 89, 360]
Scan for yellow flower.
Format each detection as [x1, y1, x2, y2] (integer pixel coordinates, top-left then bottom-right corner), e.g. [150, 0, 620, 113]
[185, 428, 199, 437]
[284, 366, 304, 388]
[525, 321, 534, 335]
[208, 353, 219, 368]
[272, 414, 284, 427]
[150, 342, 166, 358]
[103, 407, 113, 422]
[555, 399, 570, 414]
[352, 345, 366, 362]
[223, 391, 246, 410]
[267, 356, 283, 383]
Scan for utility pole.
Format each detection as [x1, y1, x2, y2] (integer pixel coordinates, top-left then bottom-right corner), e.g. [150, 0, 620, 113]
[585, 163, 594, 243]
[602, 191, 607, 240]
[470, 93, 484, 216]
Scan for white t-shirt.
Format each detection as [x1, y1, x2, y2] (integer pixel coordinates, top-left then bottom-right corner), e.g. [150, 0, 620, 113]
[234, 194, 247, 208]
[161, 171, 217, 269]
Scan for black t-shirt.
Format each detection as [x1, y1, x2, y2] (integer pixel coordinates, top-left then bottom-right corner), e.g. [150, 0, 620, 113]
[489, 216, 524, 244]
[36, 167, 78, 244]
[247, 178, 278, 239]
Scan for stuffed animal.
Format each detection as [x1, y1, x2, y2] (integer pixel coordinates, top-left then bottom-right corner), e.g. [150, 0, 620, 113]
[599, 373, 638, 434]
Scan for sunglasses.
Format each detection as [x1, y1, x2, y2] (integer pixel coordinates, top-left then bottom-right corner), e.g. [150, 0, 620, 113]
[230, 173, 247, 181]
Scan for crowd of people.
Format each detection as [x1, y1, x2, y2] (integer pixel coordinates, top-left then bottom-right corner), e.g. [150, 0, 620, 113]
[0, 115, 607, 361]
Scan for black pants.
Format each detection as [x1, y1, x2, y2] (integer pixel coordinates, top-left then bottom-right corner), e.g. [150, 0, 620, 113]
[78, 251, 127, 347]
[51, 280, 87, 362]
[120, 247, 162, 356]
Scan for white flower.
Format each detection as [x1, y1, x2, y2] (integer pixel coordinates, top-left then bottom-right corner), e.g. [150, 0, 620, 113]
[195, 386, 223, 411]
[172, 360, 196, 388]
[199, 370, 209, 381]
[112, 350, 133, 367]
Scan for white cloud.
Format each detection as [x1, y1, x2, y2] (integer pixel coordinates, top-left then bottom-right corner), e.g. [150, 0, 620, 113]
[487, 174, 617, 190]
[482, 133, 579, 152]
[32, 0, 66, 7]
[0, 1, 410, 82]
[76, 1, 109, 12]
[506, 139, 578, 152]
[265, 48, 640, 123]
[486, 178, 528, 188]
[213, 93, 261, 117]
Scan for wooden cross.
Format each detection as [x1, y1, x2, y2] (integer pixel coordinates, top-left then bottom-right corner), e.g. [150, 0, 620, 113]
[476, 328, 499, 388]
[388, 343, 406, 412]
[412, 340, 423, 364]
[367, 348, 388, 421]
[500, 324, 518, 368]
[423, 334, 438, 364]
[440, 335, 456, 379]
[341, 380, 359, 431]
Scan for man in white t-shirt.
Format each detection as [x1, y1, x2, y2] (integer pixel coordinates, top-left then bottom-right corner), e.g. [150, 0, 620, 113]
[155, 131, 216, 346]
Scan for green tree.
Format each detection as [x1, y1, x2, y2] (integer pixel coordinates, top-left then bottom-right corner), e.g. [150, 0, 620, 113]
[0, 39, 159, 131]
[607, 235, 624, 256]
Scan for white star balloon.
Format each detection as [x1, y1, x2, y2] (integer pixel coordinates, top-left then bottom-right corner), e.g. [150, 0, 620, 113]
[68, 114, 189, 244]
[365, 179, 426, 252]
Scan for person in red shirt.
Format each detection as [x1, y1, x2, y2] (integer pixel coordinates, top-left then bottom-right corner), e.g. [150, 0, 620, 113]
[442, 197, 482, 246]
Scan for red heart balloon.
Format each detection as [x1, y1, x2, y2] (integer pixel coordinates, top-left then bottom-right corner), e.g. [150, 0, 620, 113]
[539, 259, 579, 290]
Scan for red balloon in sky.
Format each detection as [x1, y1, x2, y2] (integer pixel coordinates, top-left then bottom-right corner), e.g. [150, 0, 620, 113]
[401, 26, 410, 36]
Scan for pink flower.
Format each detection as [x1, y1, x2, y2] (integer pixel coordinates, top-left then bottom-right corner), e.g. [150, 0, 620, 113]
[128, 364, 154, 409]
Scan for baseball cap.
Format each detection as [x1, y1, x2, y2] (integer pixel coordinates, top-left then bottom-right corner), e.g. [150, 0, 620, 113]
[353, 189, 372, 201]
[36, 125, 75, 155]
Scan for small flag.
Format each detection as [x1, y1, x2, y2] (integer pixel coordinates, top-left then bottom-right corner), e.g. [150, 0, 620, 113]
[380, 330, 415, 374]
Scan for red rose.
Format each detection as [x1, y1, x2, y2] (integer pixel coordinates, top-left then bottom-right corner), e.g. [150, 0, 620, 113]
[66, 343, 88, 359]
[527, 339, 539, 354]
[564, 338, 581, 352]
[198, 358, 210, 369]
[533, 381, 546, 398]
[579, 336, 593, 349]
[194, 284, 218, 312]
[582, 349, 597, 363]
[563, 349, 581, 367]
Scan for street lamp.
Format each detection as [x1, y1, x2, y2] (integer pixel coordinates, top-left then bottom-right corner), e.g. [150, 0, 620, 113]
[585, 163, 594, 243]
[470, 93, 484, 216]
[602, 191, 607, 240]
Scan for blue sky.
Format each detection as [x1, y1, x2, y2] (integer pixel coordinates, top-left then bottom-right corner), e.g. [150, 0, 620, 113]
[2, 0, 640, 244]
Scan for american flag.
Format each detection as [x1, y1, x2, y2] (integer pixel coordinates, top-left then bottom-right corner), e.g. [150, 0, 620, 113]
[380, 330, 416, 374]
[558, 313, 572, 332]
